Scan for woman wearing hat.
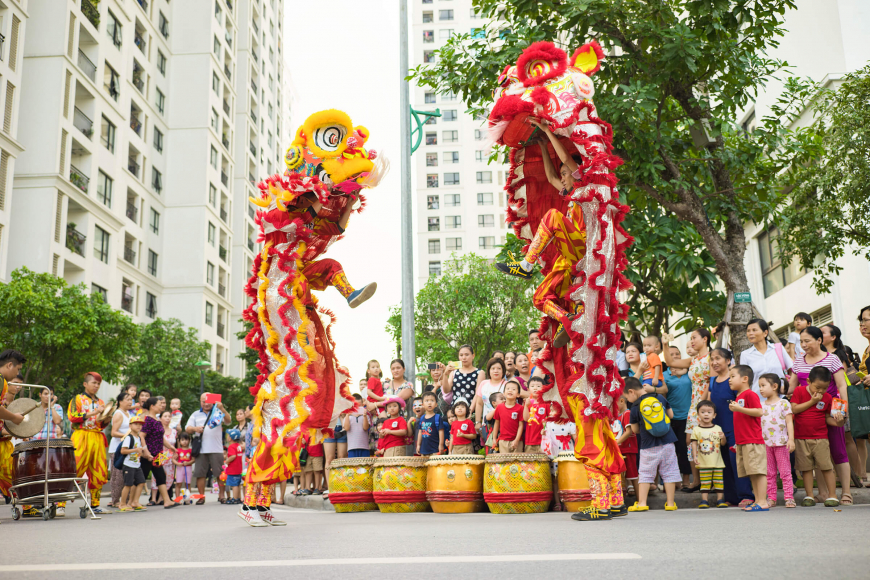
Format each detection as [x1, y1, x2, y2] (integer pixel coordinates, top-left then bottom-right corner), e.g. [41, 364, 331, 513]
[67, 372, 110, 513]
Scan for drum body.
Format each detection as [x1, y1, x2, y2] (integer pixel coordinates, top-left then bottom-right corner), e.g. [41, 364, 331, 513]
[12, 439, 77, 500]
[327, 458, 377, 513]
[484, 453, 552, 514]
[555, 451, 593, 511]
[425, 455, 485, 513]
[373, 457, 429, 513]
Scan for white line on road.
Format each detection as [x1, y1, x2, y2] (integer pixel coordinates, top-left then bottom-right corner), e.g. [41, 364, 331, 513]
[0, 553, 641, 572]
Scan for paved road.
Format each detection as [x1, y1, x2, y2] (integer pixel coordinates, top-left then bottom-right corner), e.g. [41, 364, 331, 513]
[1, 496, 868, 579]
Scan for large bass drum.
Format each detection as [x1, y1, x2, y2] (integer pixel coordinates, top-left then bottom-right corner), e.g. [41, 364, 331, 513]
[12, 439, 77, 500]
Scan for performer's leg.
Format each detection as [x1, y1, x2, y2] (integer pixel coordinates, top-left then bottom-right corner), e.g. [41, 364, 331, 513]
[257, 482, 287, 526]
[302, 259, 376, 308]
[496, 209, 563, 278]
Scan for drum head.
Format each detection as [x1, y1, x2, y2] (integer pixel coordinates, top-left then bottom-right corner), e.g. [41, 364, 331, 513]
[5, 398, 45, 439]
[97, 401, 117, 424]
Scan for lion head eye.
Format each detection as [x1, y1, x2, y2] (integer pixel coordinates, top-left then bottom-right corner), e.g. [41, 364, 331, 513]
[313, 124, 347, 153]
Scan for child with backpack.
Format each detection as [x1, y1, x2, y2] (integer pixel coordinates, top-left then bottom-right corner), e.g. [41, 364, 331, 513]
[626, 377, 681, 512]
[415, 392, 445, 457]
[117, 415, 147, 512]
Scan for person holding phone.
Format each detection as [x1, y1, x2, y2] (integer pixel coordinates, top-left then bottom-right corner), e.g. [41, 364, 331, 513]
[185, 392, 231, 505]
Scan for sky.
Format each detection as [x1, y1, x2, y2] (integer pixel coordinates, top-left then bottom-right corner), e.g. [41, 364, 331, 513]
[283, 0, 405, 389]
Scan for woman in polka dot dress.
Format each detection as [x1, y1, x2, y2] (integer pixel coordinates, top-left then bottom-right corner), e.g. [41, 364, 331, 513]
[444, 345, 484, 428]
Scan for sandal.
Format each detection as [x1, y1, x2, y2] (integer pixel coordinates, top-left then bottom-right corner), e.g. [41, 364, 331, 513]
[146, 501, 158, 506]
[196, 498, 206, 505]
[743, 503, 769, 512]
[839, 493, 852, 506]
[697, 500, 709, 509]
[785, 499, 797, 508]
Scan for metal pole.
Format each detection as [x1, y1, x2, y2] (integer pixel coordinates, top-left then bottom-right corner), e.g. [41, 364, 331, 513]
[199, 370, 205, 396]
[399, 0, 416, 389]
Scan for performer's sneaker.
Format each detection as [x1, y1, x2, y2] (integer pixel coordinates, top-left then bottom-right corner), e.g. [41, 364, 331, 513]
[570, 506, 612, 521]
[238, 507, 269, 527]
[260, 509, 287, 526]
[609, 504, 628, 517]
[22, 506, 40, 518]
[494, 252, 533, 279]
[553, 313, 581, 349]
[347, 282, 377, 309]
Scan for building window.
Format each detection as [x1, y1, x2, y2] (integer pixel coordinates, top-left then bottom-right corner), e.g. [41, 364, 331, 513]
[425, 132, 437, 145]
[158, 12, 170, 38]
[423, 51, 436, 64]
[92, 283, 108, 302]
[443, 151, 459, 164]
[429, 261, 441, 277]
[475, 150, 486, 162]
[205, 302, 214, 326]
[428, 239, 440, 254]
[121, 281, 134, 313]
[152, 168, 163, 194]
[424, 92, 436, 104]
[427, 195, 439, 210]
[210, 147, 218, 168]
[426, 174, 439, 188]
[208, 222, 216, 246]
[105, 64, 120, 101]
[425, 153, 438, 167]
[154, 128, 164, 152]
[479, 236, 495, 249]
[422, 11, 433, 23]
[147, 250, 158, 276]
[446, 216, 461, 229]
[439, 29, 454, 40]
[443, 110, 457, 122]
[209, 184, 217, 206]
[156, 89, 165, 115]
[145, 292, 157, 319]
[424, 115, 437, 126]
[96, 171, 113, 207]
[207, 262, 215, 285]
[212, 72, 220, 94]
[94, 225, 109, 263]
[478, 215, 495, 227]
[446, 237, 462, 251]
[444, 172, 459, 186]
[474, 129, 484, 140]
[150, 208, 160, 234]
[428, 217, 440, 231]
[445, 194, 460, 207]
[442, 93, 457, 102]
[423, 30, 434, 43]
[107, 11, 122, 48]
[439, 9, 454, 20]
[476, 171, 492, 184]
[477, 192, 493, 205]
[442, 130, 458, 143]
[101, 117, 116, 152]
[157, 51, 167, 75]
[210, 108, 218, 130]
[758, 225, 807, 298]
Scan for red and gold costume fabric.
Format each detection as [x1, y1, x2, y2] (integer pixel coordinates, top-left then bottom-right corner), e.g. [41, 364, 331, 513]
[68, 394, 108, 504]
[0, 378, 9, 496]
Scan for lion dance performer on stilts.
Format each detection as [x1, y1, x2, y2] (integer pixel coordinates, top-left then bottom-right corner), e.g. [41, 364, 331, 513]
[492, 41, 633, 521]
[239, 109, 387, 527]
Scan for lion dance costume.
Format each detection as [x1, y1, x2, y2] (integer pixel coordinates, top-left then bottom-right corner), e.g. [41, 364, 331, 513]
[67, 375, 109, 509]
[490, 41, 633, 520]
[239, 109, 387, 526]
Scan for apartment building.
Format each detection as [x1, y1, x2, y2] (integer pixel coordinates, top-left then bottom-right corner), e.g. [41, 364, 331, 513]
[411, 0, 509, 288]
[8, 0, 289, 377]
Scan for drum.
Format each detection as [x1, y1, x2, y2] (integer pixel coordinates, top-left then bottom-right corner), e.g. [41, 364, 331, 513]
[373, 457, 429, 513]
[483, 453, 552, 514]
[555, 451, 593, 511]
[327, 457, 378, 513]
[12, 439, 77, 501]
[425, 454, 485, 513]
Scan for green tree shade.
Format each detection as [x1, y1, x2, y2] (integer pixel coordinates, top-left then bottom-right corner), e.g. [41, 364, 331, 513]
[387, 253, 539, 370]
[236, 319, 260, 387]
[410, 0, 816, 361]
[202, 370, 251, 421]
[776, 67, 870, 294]
[0, 267, 138, 402]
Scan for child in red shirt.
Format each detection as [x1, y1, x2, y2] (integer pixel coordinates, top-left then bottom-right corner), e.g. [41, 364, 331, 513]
[728, 365, 768, 511]
[225, 430, 244, 504]
[378, 397, 408, 457]
[791, 366, 842, 506]
[301, 441, 325, 495]
[614, 394, 638, 496]
[449, 399, 476, 454]
[523, 377, 550, 453]
[492, 380, 524, 453]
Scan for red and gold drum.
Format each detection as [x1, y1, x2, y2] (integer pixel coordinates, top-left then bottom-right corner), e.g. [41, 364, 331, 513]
[555, 451, 593, 511]
[327, 458, 377, 513]
[373, 457, 429, 513]
[12, 439, 77, 500]
[483, 453, 552, 514]
[425, 454, 485, 513]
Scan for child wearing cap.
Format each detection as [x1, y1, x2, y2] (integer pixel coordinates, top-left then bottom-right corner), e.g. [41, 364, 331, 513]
[378, 397, 408, 457]
[449, 399, 476, 454]
[225, 429, 243, 505]
[118, 415, 147, 512]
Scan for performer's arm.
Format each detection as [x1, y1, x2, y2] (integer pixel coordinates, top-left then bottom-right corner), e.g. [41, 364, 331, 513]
[537, 140, 563, 191]
[67, 396, 85, 424]
[0, 407, 22, 425]
[530, 120, 578, 174]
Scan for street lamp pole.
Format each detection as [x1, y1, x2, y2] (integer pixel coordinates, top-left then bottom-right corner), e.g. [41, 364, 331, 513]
[195, 361, 211, 396]
[399, 0, 416, 387]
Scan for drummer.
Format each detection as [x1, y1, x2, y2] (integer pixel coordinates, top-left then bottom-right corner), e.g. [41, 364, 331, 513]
[67, 372, 110, 514]
[0, 350, 26, 505]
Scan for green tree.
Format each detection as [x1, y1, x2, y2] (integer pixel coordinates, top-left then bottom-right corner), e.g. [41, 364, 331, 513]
[0, 268, 138, 402]
[411, 0, 815, 360]
[236, 319, 260, 387]
[124, 318, 210, 410]
[202, 370, 250, 419]
[776, 66, 870, 294]
[387, 253, 539, 369]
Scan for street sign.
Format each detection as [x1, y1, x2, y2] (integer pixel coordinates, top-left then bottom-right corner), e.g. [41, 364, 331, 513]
[734, 292, 751, 303]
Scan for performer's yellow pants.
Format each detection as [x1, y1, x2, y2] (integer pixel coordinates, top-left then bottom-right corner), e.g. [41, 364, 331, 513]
[71, 429, 108, 507]
[0, 439, 12, 497]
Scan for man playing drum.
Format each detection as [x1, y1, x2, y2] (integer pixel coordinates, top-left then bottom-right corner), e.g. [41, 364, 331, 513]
[67, 372, 109, 513]
[0, 350, 26, 505]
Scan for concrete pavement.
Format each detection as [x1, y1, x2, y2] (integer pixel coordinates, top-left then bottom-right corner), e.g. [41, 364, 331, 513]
[1, 493, 869, 579]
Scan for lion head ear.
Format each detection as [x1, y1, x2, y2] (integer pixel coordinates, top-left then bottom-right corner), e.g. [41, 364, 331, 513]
[353, 125, 370, 146]
[291, 126, 307, 146]
[570, 41, 605, 76]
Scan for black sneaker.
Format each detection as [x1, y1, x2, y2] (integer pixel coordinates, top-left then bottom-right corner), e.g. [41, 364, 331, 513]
[570, 506, 612, 521]
[494, 252, 533, 279]
[609, 504, 627, 517]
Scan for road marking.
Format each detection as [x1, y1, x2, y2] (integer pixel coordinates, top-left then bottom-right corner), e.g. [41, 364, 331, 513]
[0, 553, 641, 572]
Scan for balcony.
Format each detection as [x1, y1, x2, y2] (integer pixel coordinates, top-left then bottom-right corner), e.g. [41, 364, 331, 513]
[225, 31, 233, 47]
[66, 225, 86, 256]
[124, 246, 136, 264]
[248, 206, 255, 220]
[132, 71, 145, 93]
[134, 32, 146, 53]
[220, 171, 228, 186]
[77, 50, 96, 82]
[81, 0, 100, 28]
[217, 322, 225, 338]
[69, 165, 89, 192]
[128, 158, 140, 178]
[220, 207, 228, 222]
[222, 135, 230, 150]
[218, 283, 226, 297]
[73, 107, 93, 139]
[126, 202, 138, 222]
[130, 116, 142, 136]
[218, 245, 227, 261]
[252, 50, 258, 63]
[224, 65, 232, 80]
[247, 239, 254, 252]
[252, 20, 259, 35]
[251, 80, 258, 94]
[223, 100, 230, 115]
[250, 110, 257, 124]
[160, 23, 169, 39]
[248, 173, 256, 185]
[136, 0, 148, 11]
[121, 293, 134, 313]
[249, 142, 256, 156]
[226, 0, 233, 11]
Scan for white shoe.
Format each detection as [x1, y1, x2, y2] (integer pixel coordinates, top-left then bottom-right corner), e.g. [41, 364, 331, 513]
[260, 509, 286, 526]
[238, 507, 269, 527]
[55, 506, 65, 518]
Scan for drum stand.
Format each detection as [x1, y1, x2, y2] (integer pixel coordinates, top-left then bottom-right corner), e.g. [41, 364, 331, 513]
[8, 384, 101, 521]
